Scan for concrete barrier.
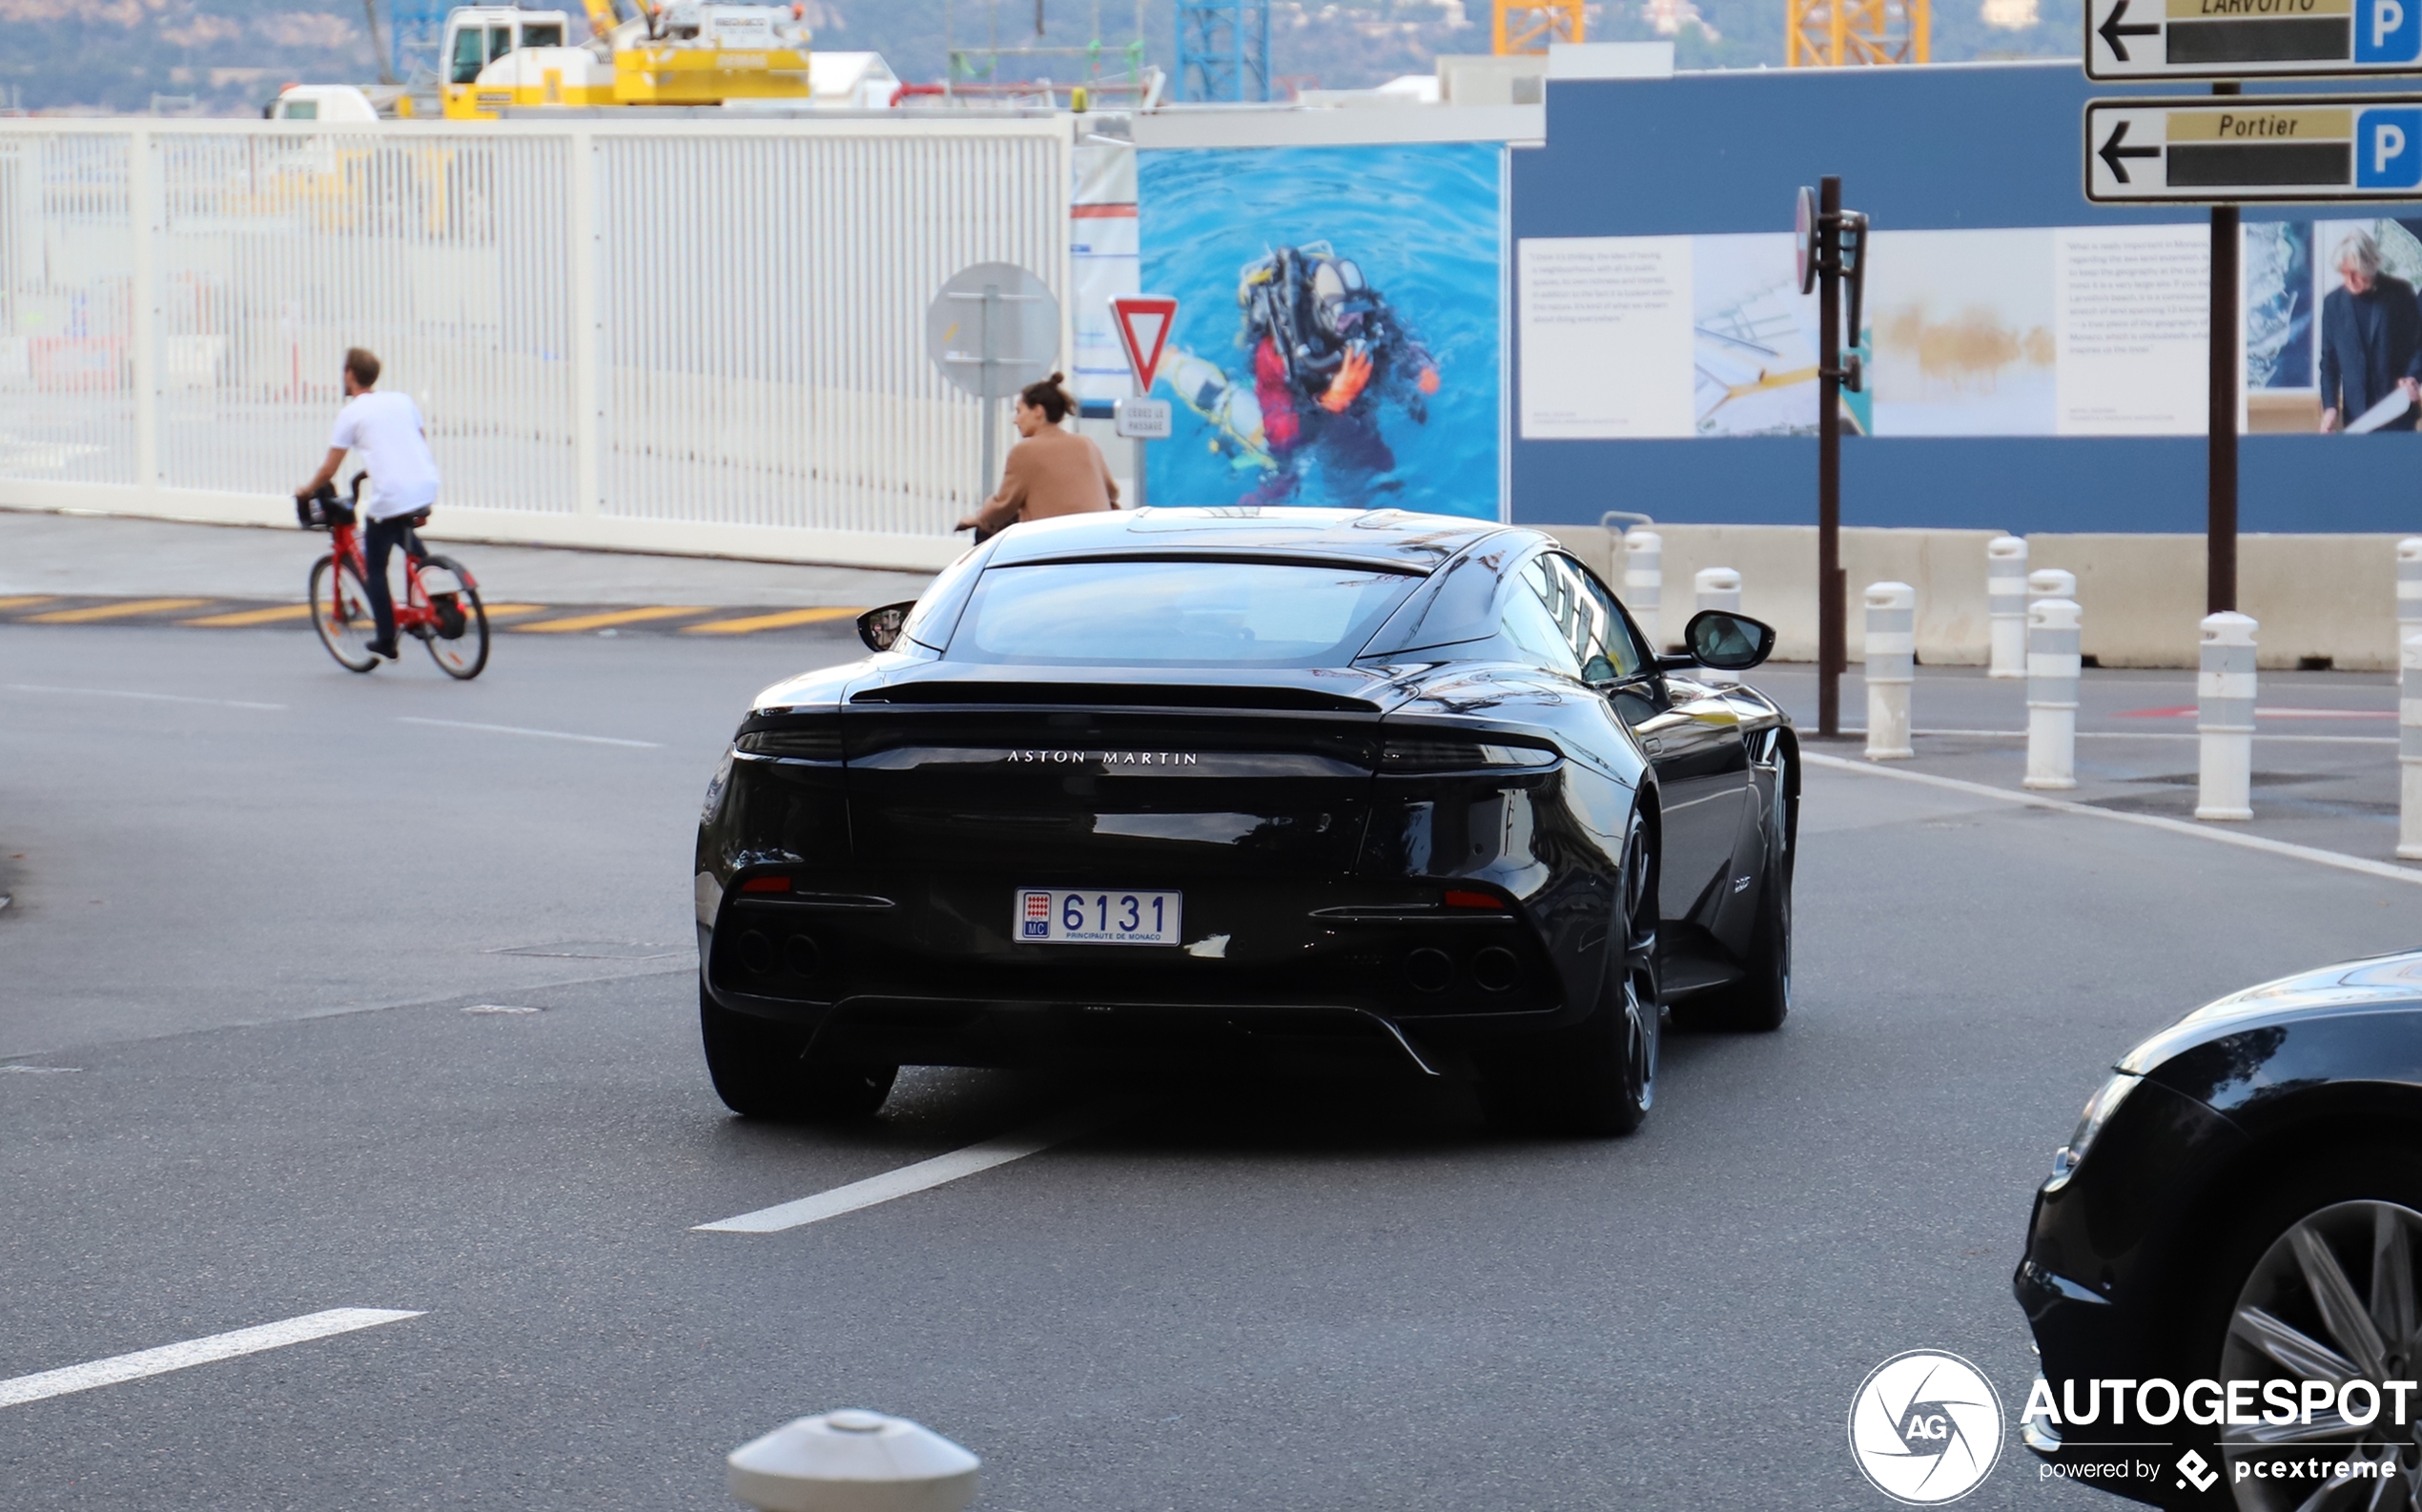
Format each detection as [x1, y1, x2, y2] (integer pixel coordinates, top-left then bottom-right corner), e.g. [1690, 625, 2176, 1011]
[1544, 523, 2416, 669]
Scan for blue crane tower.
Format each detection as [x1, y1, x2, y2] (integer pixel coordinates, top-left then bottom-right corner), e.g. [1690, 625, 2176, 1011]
[386, 0, 452, 82]
[1173, 0, 1269, 102]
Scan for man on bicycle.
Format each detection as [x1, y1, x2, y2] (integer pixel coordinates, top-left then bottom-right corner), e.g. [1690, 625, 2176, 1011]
[297, 347, 440, 662]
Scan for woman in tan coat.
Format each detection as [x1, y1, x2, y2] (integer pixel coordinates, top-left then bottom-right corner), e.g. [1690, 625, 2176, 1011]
[954, 373, 1119, 539]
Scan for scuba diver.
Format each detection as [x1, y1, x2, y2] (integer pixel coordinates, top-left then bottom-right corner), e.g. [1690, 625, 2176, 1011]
[1231, 241, 1441, 506]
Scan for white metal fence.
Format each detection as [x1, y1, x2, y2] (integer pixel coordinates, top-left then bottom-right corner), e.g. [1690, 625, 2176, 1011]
[0, 116, 1071, 563]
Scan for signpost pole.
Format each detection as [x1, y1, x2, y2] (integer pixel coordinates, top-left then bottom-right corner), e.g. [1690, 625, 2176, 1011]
[2208, 83, 2240, 615]
[1817, 174, 1845, 740]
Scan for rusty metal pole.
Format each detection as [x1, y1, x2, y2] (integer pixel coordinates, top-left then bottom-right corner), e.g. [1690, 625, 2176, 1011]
[1817, 175, 1845, 738]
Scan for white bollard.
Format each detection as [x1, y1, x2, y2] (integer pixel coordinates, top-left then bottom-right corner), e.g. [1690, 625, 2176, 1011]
[2024, 598, 2081, 790]
[2399, 539, 2422, 644]
[2401, 631, 2422, 860]
[2195, 612, 2257, 822]
[1694, 566, 1742, 685]
[1864, 581, 1917, 761]
[729, 1409, 980, 1512]
[1988, 536, 2028, 679]
[1625, 530, 1663, 651]
[2027, 567, 2077, 608]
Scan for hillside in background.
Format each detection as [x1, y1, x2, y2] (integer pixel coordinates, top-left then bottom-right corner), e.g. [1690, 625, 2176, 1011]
[0, 0, 2077, 115]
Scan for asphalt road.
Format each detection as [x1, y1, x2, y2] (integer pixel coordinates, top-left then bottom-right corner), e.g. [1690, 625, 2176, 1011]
[6, 623, 2422, 1510]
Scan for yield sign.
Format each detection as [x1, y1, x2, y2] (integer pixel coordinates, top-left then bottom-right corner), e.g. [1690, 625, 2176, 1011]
[1110, 296, 1178, 394]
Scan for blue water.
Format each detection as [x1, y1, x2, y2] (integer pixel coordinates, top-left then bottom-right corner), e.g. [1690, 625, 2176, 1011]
[1138, 143, 1502, 521]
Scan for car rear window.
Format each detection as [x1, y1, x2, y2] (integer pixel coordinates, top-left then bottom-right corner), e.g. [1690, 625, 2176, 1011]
[950, 559, 1421, 667]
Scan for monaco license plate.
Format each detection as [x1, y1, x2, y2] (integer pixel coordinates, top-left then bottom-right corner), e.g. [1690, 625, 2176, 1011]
[1016, 888, 1182, 946]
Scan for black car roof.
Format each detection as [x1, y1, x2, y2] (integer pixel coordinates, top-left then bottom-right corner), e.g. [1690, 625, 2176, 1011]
[982, 506, 1522, 575]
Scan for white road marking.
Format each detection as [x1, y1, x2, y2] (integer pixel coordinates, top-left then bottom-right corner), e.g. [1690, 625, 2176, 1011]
[6, 683, 283, 711]
[0, 1308, 422, 1409]
[0, 1064, 77, 1074]
[695, 1107, 1111, 1234]
[1860, 727, 2395, 746]
[462, 1003, 544, 1014]
[1805, 753, 2422, 888]
[395, 716, 660, 749]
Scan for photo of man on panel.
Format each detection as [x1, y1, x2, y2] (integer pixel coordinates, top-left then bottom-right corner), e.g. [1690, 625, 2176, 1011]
[2318, 227, 2422, 434]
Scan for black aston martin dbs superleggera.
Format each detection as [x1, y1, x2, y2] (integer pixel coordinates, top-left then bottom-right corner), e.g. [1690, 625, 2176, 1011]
[693, 507, 1797, 1134]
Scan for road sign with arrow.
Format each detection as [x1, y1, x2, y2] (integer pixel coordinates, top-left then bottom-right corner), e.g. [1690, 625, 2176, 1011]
[2086, 94, 2422, 201]
[2087, 0, 2422, 80]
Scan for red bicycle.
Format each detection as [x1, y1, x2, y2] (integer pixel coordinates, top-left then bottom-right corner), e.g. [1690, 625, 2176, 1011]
[298, 474, 490, 679]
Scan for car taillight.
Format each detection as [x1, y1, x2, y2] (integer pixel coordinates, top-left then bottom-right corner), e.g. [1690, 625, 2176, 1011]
[1444, 889, 1502, 909]
[736, 720, 842, 761]
[1379, 738, 1558, 772]
[739, 875, 791, 894]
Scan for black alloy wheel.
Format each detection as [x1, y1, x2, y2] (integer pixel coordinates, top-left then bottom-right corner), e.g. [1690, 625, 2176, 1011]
[1488, 804, 1660, 1137]
[698, 988, 896, 1121]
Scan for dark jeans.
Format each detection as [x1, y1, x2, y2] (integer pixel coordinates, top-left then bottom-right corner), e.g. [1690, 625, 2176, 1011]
[363, 514, 426, 648]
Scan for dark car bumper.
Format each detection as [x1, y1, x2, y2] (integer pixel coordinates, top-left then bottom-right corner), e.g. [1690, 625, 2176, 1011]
[700, 870, 1600, 1074]
[2011, 1078, 2252, 1502]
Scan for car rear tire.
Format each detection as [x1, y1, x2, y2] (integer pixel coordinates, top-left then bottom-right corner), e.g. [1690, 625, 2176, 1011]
[2165, 1147, 2422, 1511]
[699, 988, 896, 1121]
[1485, 807, 1658, 1137]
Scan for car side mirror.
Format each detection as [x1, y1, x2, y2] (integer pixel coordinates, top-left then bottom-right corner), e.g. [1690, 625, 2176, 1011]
[1682, 609, 1775, 672]
[1581, 652, 1620, 685]
[857, 601, 914, 653]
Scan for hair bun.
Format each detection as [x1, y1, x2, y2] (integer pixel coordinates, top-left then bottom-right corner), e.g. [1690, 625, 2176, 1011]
[1048, 371, 1065, 384]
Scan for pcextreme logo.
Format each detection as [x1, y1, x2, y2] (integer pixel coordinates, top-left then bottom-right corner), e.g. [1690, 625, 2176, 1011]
[1848, 1351, 2006, 1505]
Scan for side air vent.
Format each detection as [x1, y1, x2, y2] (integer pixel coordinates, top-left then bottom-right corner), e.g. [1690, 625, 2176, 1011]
[852, 683, 1378, 713]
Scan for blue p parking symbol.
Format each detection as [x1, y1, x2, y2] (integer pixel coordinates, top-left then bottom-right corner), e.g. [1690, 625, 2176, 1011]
[2359, 0, 2421, 62]
[2360, 109, 2422, 188]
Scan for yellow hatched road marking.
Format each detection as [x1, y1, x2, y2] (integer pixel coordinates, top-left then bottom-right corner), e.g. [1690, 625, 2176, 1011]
[681, 606, 860, 635]
[0, 596, 56, 611]
[26, 598, 212, 623]
[477, 603, 546, 617]
[512, 605, 708, 633]
[182, 603, 312, 627]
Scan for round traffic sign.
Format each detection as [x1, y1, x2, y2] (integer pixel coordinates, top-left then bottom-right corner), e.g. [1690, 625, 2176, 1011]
[924, 262, 1061, 399]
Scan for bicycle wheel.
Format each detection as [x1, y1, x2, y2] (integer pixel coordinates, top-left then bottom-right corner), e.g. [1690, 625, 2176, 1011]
[309, 556, 380, 673]
[419, 555, 489, 681]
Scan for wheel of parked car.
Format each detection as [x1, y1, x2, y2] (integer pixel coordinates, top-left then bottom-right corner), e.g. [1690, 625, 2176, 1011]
[2154, 1150, 2422, 1511]
[699, 988, 896, 1121]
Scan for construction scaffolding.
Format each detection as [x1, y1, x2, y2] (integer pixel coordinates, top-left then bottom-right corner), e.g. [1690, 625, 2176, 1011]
[1174, 0, 1270, 102]
[1493, 0, 1585, 52]
[945, 0, 1155, 106]
[1785, 0, 1929, 66]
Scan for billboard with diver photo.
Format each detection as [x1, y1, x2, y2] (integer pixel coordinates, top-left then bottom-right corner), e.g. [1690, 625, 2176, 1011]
[1136, 143, 1502, 521]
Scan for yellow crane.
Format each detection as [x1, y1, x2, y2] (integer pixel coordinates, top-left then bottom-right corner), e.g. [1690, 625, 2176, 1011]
[1492, 0, 1584, 52]
[440, 0, 812, 117]
[1786, 0, 1928, 66]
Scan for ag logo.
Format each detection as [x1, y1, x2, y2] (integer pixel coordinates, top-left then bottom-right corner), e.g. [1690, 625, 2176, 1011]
[1847, 1350, 2004, 1504]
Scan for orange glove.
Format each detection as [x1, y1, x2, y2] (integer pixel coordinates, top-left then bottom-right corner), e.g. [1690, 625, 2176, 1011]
[1416, 364, 1440, 395]
[1320, 344, 1372, 414]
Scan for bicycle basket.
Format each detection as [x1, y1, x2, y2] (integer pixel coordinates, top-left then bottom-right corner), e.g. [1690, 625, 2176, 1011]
[295, 484, 357, 530]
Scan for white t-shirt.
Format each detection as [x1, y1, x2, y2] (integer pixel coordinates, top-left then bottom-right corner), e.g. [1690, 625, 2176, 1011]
[329, 391, 441, 520]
